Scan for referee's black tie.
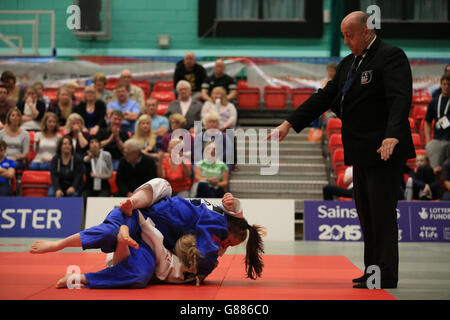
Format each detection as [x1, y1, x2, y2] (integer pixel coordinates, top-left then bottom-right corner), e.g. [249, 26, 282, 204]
[340, 54, 363, 117]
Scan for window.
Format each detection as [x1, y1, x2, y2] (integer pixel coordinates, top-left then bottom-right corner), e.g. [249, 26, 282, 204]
[345, 0, 450, 38]
[198, 0, 323, 38]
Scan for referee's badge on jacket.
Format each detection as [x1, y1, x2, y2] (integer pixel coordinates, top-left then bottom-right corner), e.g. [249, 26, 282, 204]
[361, 70, 373, 84]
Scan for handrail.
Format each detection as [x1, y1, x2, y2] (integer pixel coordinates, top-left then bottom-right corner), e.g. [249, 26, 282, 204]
[0, 10, 55, 56]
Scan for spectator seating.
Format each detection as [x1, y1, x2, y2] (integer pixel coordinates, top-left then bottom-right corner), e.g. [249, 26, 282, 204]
[412, 92, 431, 106]
[325, 118, 342, 140]
[150, 91, 176, 115]
[412, 133, 422, 149]
[20, 170, 51, 197]
[409, 117, 416, 132]
[236, 80, 248, 89]
[132, 80, 151, 97]
[109, 171, 118, 195]
[332, 148, 347, 178]
[27, 130, 36, 164]
[237, 87, 260, 109]
[291, 88, 314, 109]
[153, 81, 174, 92]
[328, 133, 343, 156]
[264, 86, 288, 109]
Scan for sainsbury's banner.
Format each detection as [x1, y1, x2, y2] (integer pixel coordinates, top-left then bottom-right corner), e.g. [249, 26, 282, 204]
[304, 201, 450, 242]
[0, 197, 83, 238]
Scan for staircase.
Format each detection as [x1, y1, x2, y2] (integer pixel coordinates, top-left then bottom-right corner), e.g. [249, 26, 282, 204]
[229, 125, 328, 239]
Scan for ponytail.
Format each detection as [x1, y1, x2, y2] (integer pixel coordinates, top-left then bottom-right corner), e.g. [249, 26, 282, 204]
[227, 215, 265, 280]
[175, 234, 203, 273]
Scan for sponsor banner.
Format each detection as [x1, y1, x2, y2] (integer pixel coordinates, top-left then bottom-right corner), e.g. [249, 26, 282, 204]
[85, 197, 295, 241]
[304, 200, 449, 242]
[0, 197, 83, 238]
[406, 201, 450, 242]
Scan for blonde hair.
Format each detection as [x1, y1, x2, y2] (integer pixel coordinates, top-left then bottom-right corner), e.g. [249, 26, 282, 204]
[211, 86, 228, 105]
[83, 85, 96, 101]
[40, 112, 60, 134]
[175, 234, 203, 273]
[57, 87, 73, 121]
[203, 111, 220, 127]
[168, 113, 187, 129]
[134, 114, 156, 149]
[65, 113, 86, 132]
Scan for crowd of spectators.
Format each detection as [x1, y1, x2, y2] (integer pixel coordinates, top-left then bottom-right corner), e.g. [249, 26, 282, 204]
[0, 58, 238, 198]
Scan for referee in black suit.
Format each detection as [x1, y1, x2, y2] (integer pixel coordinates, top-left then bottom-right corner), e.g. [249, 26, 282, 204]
[268, 11, 415, 289]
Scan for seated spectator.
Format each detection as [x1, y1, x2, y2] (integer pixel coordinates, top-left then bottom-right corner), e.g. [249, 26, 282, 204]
[95, 110, 129, 171]
[115, 139, 157, 197]
[65, 113, 90, 156]
[424, 74, 450, 171]
[408, 153, 440, 200]
[17, 86, 46, 131]
[201, 59, 237, 102]
[74, 85, 107, 134]
[48, 135, 84, 197]
[111, 70, 145, 113]
[201, 87, 237, 131]
[32, 82, 51, 109]
[157, 139, 192, 197]
[143, 98, 169, 139]
[442, 157, 450, 201]
[202, 111, 234, 167]
[165, 80, 202, 132]
[29, 112, 61, 171]
[193, 141, 229, 198]
[0, 139, 16, 196]
[161, 113, 193, 156]
[0, 108, 29, 170]
[174, 52, 207, 101]
[0, 84, 14, 130]
[133, 114, 159, 160]
[323, 166, 354, 200]
[64, 82, 79, 103]
[432, 64, 450, 99]
[1, 71, 20, 106]
[47, 86, 73, 128]
[82, 136, 113, 198]
[93, 72, 113, 104]
[107, 82, 140, 134]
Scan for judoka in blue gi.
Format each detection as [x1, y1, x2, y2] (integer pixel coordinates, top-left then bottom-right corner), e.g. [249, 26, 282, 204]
[29, 178, 265, 288]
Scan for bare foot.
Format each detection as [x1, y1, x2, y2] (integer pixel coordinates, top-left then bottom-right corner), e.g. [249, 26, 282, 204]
[119, 198, 134, 216]
[29, 240, 60, 254]
[118, 225, 139, 250]
[56, 274, 70, 288]
[56, 273, 87, 289]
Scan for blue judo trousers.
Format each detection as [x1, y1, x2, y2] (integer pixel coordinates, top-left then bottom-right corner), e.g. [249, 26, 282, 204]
[79, 196, 229, 288]
[79, 207, 156, 289]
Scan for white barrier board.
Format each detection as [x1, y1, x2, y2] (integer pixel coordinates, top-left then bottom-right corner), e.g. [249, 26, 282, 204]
[85, 197, 295, 241]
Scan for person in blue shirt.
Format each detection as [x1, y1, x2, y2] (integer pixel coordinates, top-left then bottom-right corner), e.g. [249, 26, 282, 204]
[0, 139, 16, 196]
[107, 82, 140, 134]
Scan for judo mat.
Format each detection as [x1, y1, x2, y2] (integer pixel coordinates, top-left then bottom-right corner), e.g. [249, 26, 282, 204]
[0, 252, 395, 300]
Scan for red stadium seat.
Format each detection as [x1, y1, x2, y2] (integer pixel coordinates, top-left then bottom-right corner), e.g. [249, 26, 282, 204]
[408, 117, 416, 132]
[27, 131, 36, 164]
[328, 133, 343, 156]
[412, 105, 427, 121]
[153, 81, 174, 92]
[291, 88, 314, 109]
[332, 148, 347, 177]
[412, 93, 431, 106]
[156, 103, 169, 116]
[237, 87, 260, 109]
[325, 118, 342, 139]
[105, 78, 120, 91]
[132, 80, 151, 96]
[237, 80, 248, 89]
[43, 90, 58, 103]
[411, 133, 422, 148]
[109, 171, 118, 195]
[336, 172, 349, 189]
[151, 91, 176, 103]
[264, 86, 288, 109]
[20, 170, 51, 197]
